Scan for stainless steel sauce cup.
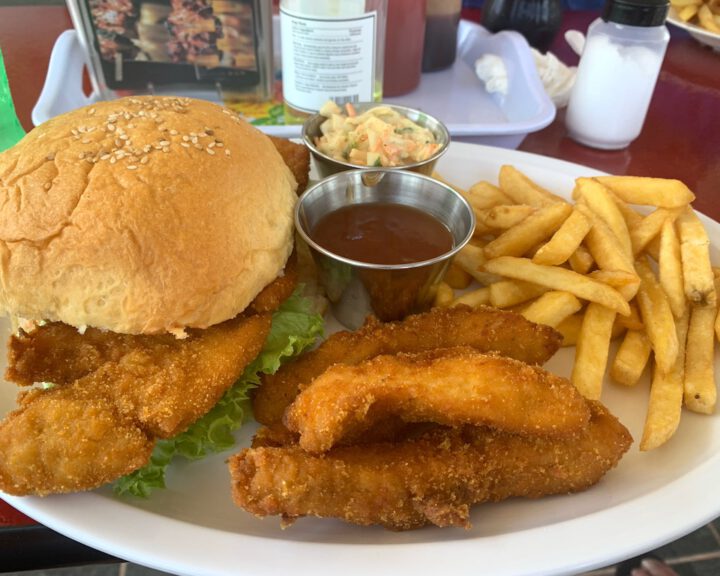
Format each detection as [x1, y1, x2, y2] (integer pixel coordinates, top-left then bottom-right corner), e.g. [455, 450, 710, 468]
[296, 169, 475, 329]
[301, 103, 451, 180]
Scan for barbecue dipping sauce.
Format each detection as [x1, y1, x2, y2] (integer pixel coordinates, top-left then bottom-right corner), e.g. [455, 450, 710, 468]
[311, 202, 454, 265]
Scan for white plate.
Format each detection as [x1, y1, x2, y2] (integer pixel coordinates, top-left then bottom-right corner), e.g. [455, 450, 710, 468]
[3, 142, 720, 576]
[667, 8, 720, 51]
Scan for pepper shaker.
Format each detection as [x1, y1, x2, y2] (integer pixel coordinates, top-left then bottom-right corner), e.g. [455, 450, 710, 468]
[565, 0, 670, 150]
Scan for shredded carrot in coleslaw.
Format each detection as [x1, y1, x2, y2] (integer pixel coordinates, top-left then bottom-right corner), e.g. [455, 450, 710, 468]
[315, 101, 440, 167]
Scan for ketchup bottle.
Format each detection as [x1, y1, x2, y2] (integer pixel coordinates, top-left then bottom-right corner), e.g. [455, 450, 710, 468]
[383, 0, 427, 96]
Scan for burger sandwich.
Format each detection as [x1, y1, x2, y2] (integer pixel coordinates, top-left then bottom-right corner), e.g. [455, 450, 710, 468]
[0, 96, 322, 497]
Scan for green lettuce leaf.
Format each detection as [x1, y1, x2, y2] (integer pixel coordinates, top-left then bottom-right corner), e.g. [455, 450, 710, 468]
[114, 290, 324, 498]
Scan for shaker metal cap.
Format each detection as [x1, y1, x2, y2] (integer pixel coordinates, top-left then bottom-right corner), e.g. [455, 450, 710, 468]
[602, 0, 669, 26]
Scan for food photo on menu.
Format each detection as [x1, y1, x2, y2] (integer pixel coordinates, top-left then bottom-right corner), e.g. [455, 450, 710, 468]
[0, 0, 719, 575]
[78, 0, 269, 91]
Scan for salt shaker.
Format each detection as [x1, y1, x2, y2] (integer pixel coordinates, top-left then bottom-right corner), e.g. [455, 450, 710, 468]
[565, 0, 670, 150]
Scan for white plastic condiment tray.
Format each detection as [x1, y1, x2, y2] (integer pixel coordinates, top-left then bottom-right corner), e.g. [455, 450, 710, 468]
[32, 20, 555, 150]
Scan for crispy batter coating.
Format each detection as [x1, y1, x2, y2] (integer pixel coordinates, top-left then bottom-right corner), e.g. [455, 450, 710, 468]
[6, 268, 293, 388]
[269, 136, 310, 194]
[230, 401, 631, 531]
[252, 305, 563, 426]
[285, 347, 591, 453]
[247, 250, 298, 314]
[0, 313, 271, 495]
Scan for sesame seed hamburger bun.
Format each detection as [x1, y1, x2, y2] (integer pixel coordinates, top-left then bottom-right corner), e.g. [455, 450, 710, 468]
[0, 96, 298, 334]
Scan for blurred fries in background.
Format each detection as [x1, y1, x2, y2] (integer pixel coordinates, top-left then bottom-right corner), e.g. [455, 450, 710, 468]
[671, 0, 720, 32]
[434, 165, 717, 451]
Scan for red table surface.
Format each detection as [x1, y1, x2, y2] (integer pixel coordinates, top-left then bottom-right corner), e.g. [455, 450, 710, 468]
[0, 5, 719, 529]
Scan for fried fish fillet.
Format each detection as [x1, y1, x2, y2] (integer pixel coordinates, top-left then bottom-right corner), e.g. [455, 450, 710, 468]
[252, 305, 563, 426]
[284, 347, 591, 453]
[230, 401, 631, 530]
[269, 136, 310, 194]
[0, 313, 271, 495]
[6, 267, 294, 388]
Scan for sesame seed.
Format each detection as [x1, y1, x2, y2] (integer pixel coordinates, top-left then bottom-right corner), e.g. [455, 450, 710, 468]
[127, 165, 138, 170]
[225, 149, 231, 156]
[108, 124, 116, 132]
[44, 182, 51, 190]
[140, 156, 149, 164]
[207, 142, 216, 148]
[110, 157, 117, 164]
[182, 135, 190, 142]
[170, 129, 178, 135]
[82, 138, 91, 144]
[88, 108, 96, 115]
[194, 143, 202, 150]
[181, 142, 190, 148]
[78, 152, 86, 159]
[206, 148, 215, 155]
[159, 140, 169, 146]
[119, 134, 129, 141]
[101, 154, 111, 160]
[162, 147, 170, 153]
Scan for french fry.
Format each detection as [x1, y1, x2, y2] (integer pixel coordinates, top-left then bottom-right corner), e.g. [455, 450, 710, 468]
[451, 286, 491, 308]
[433, 282, 454, 308]
[556, 313, 583, 347]
[684, 303, 717, 414]
[635, 257, 679, 374]
[573, 177, 633, 259]
[498, 165, 566, 207]
[532, 208, 591, 266]
[610, 330, 652, 386]
[677, 207, 716, 306]
[488, 279, 548, 308]
[610, 191, 644, 230]
[576, 203, 639, 300]
[474, 204, 536, 235]
[670, 0, 701, 7]
[615, 301, 644, 331]
[640, 311, 690, 451]
[521, 291, 582, 328]
[454, 244, 503, 285]
[678, 3, 700, 20]
[444, 263, 473, 290]
[631, 207, 681, 256]
[658, 218, 686, 318]
[571, 303, 617, 400]
[588, 269, 641, 289]
[464, 180, 512, 210]
[484, 202, 572, 259]
[483, 256, 631, 316]
[699, 3, 720, 31]
[595, 176, 696, 208]
[568, 244, 595, 274]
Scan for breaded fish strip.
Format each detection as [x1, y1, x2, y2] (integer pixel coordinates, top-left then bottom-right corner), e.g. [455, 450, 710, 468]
[0, 314, 271, 495]
[252, 305, 563, 426]
[284, 347, 591, 453]
[231, 401, 631, 531]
